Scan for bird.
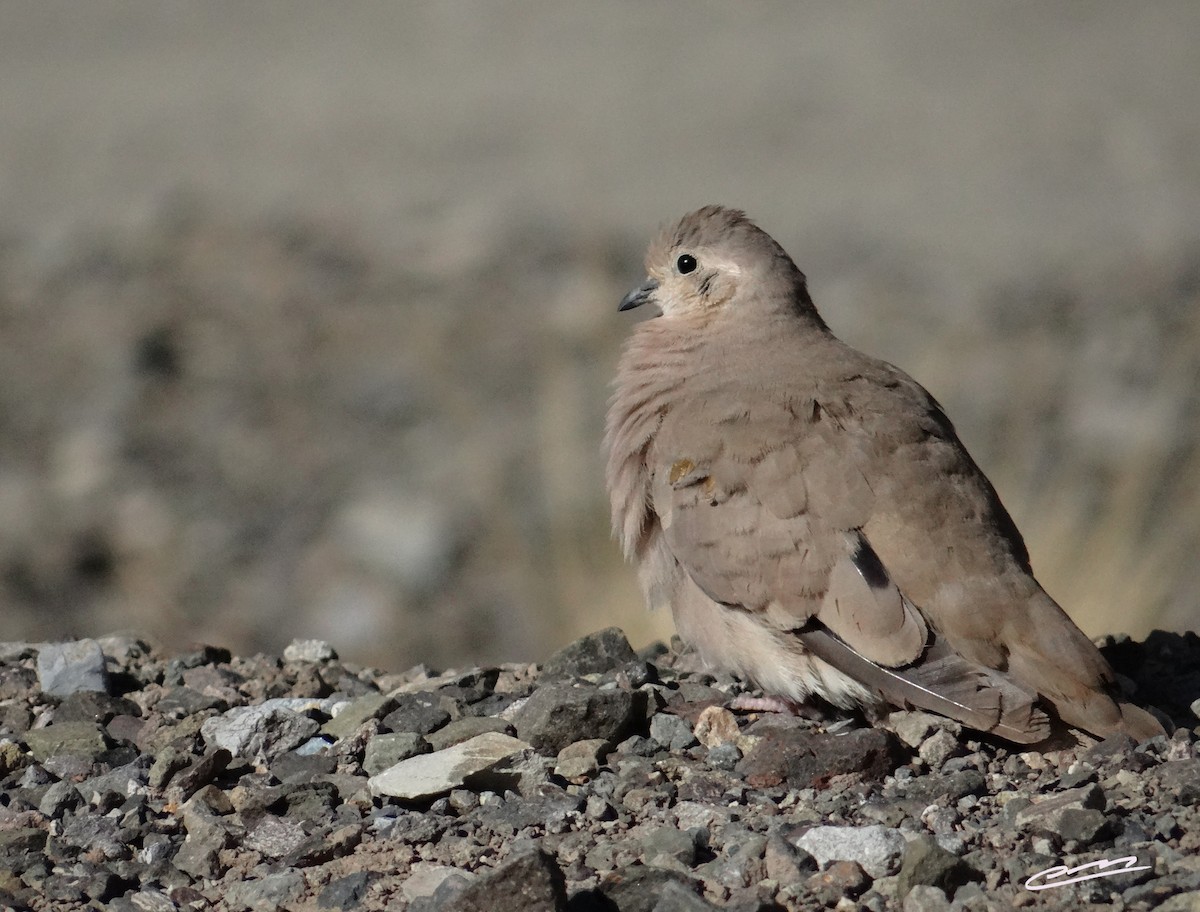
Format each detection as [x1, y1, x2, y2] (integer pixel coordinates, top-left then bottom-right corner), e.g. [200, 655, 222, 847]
[604, 205, 1164, 744]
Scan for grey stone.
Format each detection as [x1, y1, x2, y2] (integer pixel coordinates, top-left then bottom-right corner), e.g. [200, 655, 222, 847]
[200, 702, 320, 763]
[38, 779, 81, 816]
[245, 814, 308, 858]
[364, 731, 429, 776]
[368, 731, 530, 800]
[917, 729, 962, 768]
[283, 639, 338, 662]
[36, 639, 109, 697]
[902, 884, 951, 912]
[641, 826, 699, 867]
[697, 833, 768, 890]
[896, 835, 973, 897]
[540, 627, 638, 680]
[765, 833, 816, 882]
[227, 871, 306, 910]
[889, 711, 945, 748]
[22, 721, 108, 761]
[1015, 783, 1106, 832]
[650, 713, 696, 751]
[795, 825, 906, 878]
[513, 683, 644, 755]
[437, 846, 567, 912]
[601, 867, 700, 912]
[322, 692, 392, 739]
[706, 742, 741, 771]
[652, 881, 721, 911]
[1158, 892, 1200, 912]
[383, 692, 455, 735]
[425, 715, 512, 751]
[1056, 808, 1110, 844]
[554, 738, 608, 779]
[318, 871, 373, 909]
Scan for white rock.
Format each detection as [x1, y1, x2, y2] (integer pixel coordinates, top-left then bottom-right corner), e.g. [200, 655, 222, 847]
[36, 639, 108, 696]
[282, 639, 337, 662]
[368, 732, 530, 800]
[795, 825, 906, 878]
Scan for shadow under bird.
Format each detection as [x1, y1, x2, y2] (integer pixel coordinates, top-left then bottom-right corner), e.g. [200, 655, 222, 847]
[605, 205, 1164, 744]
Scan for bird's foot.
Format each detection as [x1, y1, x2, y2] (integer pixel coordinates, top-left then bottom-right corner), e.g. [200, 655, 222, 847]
[729, 693, 826, 719]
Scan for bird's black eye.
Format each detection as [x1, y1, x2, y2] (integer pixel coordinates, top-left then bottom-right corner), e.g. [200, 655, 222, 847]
[676, 254, 697, 275]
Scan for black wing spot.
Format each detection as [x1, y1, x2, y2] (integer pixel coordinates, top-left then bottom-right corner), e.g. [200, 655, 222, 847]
[851, 534, 891, 590]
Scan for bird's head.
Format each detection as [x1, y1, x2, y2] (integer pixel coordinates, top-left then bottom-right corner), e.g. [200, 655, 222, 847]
[619, 205, 816, 323]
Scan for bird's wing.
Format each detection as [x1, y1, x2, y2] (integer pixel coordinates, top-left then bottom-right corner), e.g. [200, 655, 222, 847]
[652, 366, 1050, 740]
[652, 380, 929, 668]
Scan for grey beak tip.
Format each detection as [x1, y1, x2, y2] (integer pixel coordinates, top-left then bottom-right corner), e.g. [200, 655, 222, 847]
[619, 279, 658, 312]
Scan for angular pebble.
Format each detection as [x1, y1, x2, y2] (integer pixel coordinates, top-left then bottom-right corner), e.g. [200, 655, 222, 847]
[368, 732, 530, 800]
[796, 824, 906, 878]
[513, 683, 643, 755]
[540, 627, 637, 680]
[36, 640, 109, 697]
[737, 727, 906, 787]
[200, 703, 321, 763]
[435, 846, 567, 911]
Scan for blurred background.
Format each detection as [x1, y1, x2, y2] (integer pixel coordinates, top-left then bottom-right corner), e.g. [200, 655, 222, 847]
[0, 3, 1197, 670]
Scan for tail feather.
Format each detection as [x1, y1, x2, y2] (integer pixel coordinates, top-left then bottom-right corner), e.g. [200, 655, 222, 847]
[798, 627, 1051, 743]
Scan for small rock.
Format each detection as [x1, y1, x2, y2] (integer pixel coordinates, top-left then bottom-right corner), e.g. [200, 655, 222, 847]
[283, 639, 338, 662]
[888, 711, 945, 748]
[513, 682, 644, 755]
[737, 727, 906, 788]
[540, 627, 638, 680]
[383, 692, 454, 735]
[806, 860, 871, 903]
[443, 846, 568, 911]
[368, 732, 530, 800]
[765, 833, 816, 882]
[555, 738, 608, 779]
[1014, 783, 1106, 833]
[322, 693, 393, 739]
[22, 721, 108, 762]
[796, 825, 906, 878]
[896, 835, 973, 897]
[318, 871, 374, 909]
[600, 866, 701, 912]
[425, 716, 512, 751]
[226, 871, 306, 910]
[1056, 808, 1110, 844]
[653, 881, 721, 911]
[693, 705, 742, 748]
[401, 863, 468, 903]
[36, 639, 109, 697]
[364, 732, 429, 776]
[917, 729, 962, 768]
[200, 702, 320, 764]
[902, 884, 951, 912]
[641, 826, 700, 867]
[650, 713, 697, 751]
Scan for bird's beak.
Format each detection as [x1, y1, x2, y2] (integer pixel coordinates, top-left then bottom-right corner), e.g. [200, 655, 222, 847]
[618, 278, 659, 312]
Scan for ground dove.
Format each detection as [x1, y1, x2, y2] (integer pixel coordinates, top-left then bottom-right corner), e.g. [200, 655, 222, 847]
[605, 205, 1164, 744]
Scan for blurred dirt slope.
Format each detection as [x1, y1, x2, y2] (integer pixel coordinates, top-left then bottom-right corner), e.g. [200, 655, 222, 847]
[0, 3, 1197, 668]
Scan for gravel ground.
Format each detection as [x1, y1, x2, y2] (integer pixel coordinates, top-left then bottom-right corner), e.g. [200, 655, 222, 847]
[2, 628, 1199, 911]
[2, 4, 1199, 669]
